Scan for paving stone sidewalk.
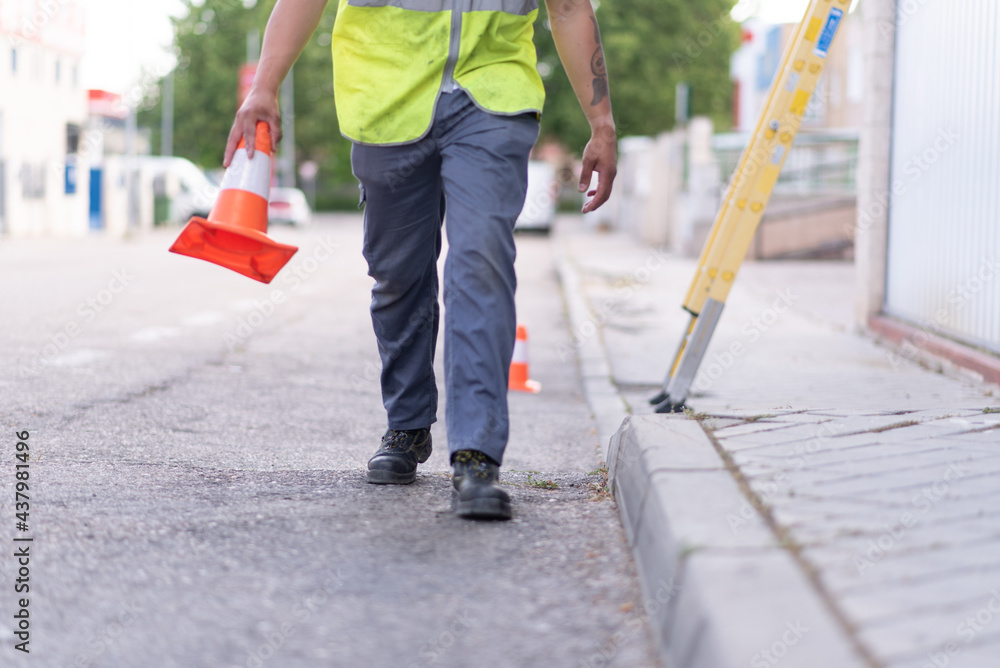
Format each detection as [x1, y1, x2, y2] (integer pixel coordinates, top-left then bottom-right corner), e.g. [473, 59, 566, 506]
[557, 220, 1000, 668]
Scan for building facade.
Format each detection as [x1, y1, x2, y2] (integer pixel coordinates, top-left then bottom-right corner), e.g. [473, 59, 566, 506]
[0, 0, 88, 237]
[730, 11, 863, 133]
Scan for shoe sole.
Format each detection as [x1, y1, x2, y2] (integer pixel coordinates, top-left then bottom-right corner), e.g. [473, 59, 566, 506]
[452, 495, 512, 520]
[366, 469, 416, 485]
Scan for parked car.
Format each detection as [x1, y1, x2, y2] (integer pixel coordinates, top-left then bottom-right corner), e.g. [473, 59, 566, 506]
[138, 156, 220, 223]
[268, 187, 312, 227]
[515, 160, 558, 233]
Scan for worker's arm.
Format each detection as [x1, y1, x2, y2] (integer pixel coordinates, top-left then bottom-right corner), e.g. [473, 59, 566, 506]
[544, 0, 617, 212]
[223, 0, 330, 167]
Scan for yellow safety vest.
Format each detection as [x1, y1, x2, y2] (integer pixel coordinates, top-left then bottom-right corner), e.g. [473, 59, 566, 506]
[331, 0, 546, 145]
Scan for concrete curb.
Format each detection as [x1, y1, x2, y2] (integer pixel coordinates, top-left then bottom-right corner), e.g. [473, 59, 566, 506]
[608, 416, 869, 668]
[551, 236, 629, 460]
[553, 232, 869, 668]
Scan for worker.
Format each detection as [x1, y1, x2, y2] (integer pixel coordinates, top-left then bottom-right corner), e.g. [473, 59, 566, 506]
[224, 0, 616, 520]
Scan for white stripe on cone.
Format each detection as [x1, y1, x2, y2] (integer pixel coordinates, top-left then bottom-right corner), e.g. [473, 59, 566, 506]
[512, 338, 528, 362]
[510, 326, 541, 393]
[219, 148, 271, 199]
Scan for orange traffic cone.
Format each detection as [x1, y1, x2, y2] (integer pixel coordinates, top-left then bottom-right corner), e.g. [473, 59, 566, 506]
[169, 122, 297, 284]
[509, 324, 541, 393]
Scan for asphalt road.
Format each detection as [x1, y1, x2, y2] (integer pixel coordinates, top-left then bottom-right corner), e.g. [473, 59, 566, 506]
[0, 215, 659, 667]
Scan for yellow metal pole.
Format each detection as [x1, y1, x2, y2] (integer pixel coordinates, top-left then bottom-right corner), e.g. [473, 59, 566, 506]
[653, 0, 849, 412]
[680, 6, 810, 315]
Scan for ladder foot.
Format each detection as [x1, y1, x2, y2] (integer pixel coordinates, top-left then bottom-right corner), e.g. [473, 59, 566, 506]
[653, 399, 686, 414]
[649, 390, 669, 405]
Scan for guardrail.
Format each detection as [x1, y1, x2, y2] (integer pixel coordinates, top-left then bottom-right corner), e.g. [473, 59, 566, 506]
[712, 128, 859, 196]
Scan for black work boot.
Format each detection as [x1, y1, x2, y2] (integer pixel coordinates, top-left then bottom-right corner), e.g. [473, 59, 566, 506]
[451, 450, 511, 520]
[367, 428, 432, 484]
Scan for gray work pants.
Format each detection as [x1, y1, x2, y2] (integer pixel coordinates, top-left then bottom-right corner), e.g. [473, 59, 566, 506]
[351, 89, 539, 465]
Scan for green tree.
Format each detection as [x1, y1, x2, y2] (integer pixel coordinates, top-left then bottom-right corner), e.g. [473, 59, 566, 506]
[141, 0, 268, 167]
[142, 0, 738, 208]
[140, 0, 354, 208]
[536, 0, 739, 150]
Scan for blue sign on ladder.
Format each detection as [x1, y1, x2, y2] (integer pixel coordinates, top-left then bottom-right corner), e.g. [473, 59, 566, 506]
[814, 7, 844, 59]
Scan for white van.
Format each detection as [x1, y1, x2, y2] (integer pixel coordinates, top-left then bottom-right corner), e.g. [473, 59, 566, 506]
[515, 160, 558, 234]
[137, 156, 220, 224]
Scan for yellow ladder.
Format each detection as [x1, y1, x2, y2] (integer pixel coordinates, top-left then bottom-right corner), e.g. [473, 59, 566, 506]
[652, 0, 849, 413]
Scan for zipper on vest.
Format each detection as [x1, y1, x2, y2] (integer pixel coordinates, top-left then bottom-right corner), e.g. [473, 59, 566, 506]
[440, 0, 465, 92]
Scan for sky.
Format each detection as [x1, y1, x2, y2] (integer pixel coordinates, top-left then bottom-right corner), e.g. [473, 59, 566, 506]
[80, 0, 185, 93]
[80, 0, 817, 94]
[731, 0, 813, 23]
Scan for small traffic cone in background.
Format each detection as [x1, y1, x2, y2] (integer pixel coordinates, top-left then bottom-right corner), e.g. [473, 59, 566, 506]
[509, 324, 541, 393]
[169, 122, 297, 284]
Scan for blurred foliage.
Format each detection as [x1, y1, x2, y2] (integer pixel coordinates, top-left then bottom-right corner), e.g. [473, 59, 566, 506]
[140, 0, 739, 210]
[535, 0, 739, 149]
[139, 0, 353, 210]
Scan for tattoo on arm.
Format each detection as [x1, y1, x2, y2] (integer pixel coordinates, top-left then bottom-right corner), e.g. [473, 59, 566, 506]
[589, 16, 608, 106]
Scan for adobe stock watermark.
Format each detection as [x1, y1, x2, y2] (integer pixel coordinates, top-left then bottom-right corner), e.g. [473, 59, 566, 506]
[886, 255, 999, 372]
[727, 422, 840, 534]
[243, 568, 346, 668]
[692, 287, 798, 394]
[4, 0, 73, 49]
[468, 405, 508, 451]
[379, 101, 480, 193]
[71, 600, 143, 668]
[350, 358, 382, 393]
[750, 620, 809, 667]
[19, 268, 135, 378]
[519, 180, 556, 224]
[347, 258, 522, 392]
[404, 609, 477, 668]
[853, 127, 960, 240]
[558, 249, 671, 362]
[382, 137, 441, 193]
[920, 588, 1000, 668]
[50, 60, 178, 183]
[853, 461, 969, 574]
[578, 577, 680, 668]
[721, 70, 840, 195]
[224, 236, 339, 351]
[348, 276, 451, 392]
[671, 1, 759, 73]
[879, 0, 930, 37]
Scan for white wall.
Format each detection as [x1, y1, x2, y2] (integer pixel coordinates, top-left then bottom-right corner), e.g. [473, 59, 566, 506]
[0, 10, 89, 237]
[883, 0, 1000, 353]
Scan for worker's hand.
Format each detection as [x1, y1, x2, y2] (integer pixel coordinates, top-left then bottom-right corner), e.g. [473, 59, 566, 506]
[223, 87, 282, 167]
[579, 122, 617, 213]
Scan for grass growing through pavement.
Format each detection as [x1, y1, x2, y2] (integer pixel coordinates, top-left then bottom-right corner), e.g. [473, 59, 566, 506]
[587, 463, 611, 501]
[870, 419, 920, 433]
[743, 413, 777, 422]
[526, 474, 560, 490]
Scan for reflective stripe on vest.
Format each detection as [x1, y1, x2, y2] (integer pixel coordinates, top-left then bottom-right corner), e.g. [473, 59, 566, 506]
[347, 0, 538, 15]
[332, 0, 545, 145]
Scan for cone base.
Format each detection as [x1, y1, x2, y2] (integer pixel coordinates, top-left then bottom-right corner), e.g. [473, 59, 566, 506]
[169, 217, 298, 284]
[509, 378, 541, 394]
